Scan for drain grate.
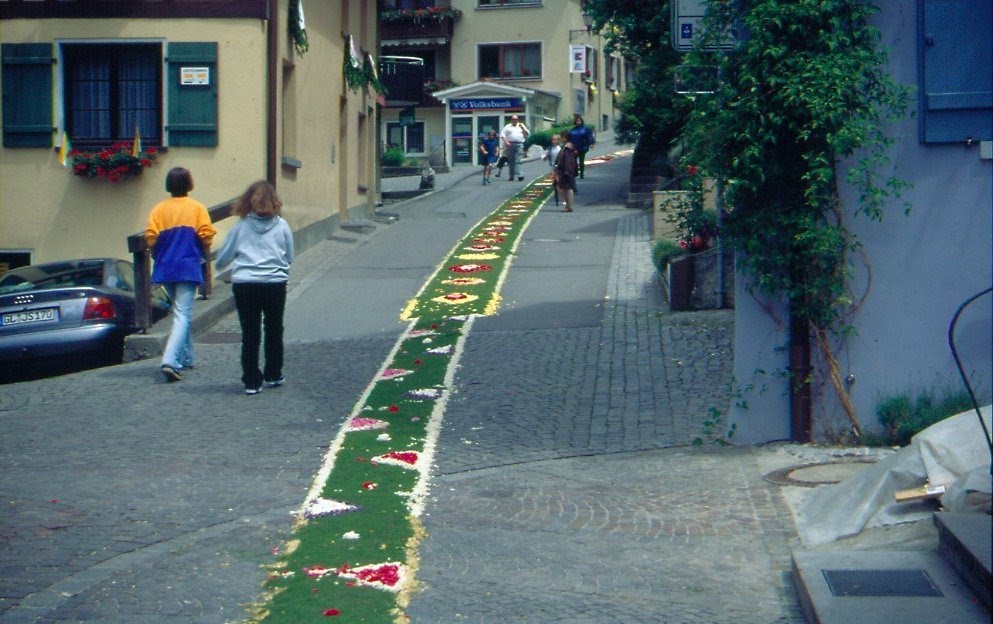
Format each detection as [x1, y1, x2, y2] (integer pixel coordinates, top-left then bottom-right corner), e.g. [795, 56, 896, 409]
[823, 569, 944, 597]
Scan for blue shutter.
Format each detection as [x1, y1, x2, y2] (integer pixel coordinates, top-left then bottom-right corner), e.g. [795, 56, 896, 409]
[2, 43, 54, 148]
[920, 0, 993, 143]
[165, 42, 217, 147]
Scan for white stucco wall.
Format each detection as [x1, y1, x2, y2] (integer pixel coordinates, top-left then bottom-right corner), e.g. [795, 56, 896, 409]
[728, 0, 993, 443]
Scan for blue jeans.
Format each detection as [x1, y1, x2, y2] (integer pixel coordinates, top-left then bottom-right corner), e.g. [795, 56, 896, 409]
[161, 282, 197, 370]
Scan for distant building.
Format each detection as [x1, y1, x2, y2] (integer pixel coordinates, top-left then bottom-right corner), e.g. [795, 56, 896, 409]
[0, 0, 379, 270]
[378, 0, 631, 167]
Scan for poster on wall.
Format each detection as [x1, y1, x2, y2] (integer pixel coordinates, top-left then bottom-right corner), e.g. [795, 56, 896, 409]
[569, 44, 587, 73]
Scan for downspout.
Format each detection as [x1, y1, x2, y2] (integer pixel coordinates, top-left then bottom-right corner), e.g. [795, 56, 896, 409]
[789, 303, 813, 442]
[266, 0, 279, 185]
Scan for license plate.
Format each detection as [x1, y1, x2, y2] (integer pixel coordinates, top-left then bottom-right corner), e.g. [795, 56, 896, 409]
[1, 307, 59, 326]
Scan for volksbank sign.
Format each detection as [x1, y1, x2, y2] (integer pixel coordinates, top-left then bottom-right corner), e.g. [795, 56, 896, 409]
[450, 98, 524, 111]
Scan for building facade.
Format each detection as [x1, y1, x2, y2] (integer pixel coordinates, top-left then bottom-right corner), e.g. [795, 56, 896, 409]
[379, 0, 629, 168]
[0, 0, 379, 270]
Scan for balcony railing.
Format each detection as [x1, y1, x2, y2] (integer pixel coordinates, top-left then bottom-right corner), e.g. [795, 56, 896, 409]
[380, 57, 426, 107]
[380, 2, 459, 44]
[381, 18, 455, 43]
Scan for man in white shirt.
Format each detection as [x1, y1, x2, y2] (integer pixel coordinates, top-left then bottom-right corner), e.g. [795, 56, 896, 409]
[500, 114, 530, 181]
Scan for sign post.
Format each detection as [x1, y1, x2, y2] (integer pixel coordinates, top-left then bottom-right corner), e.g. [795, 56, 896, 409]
[671, 0, 733, 52]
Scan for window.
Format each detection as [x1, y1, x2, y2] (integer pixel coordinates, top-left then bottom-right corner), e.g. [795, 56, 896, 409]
[2, 41, 217, 148]
[607, 55, 621, 91]
[624, 59, 637, 91]
[62, 43, 161, 148]
[918, 0, 991, 143]
[478, 0, 542, 6]
[387, 121, 425, 154]
[478, 43, 541, 79]
[584, 46, 598, 83]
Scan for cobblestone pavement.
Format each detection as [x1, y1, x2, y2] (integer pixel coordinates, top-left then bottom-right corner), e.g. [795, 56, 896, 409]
[405, 173, 802, 622]
[1, 138, 811, 624]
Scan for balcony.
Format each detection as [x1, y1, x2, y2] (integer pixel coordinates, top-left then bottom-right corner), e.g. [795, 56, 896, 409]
[380, 57, 426, 107]
[380, 3, 460, 47]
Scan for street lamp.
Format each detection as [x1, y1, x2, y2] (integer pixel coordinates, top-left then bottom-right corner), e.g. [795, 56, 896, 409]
[569, 11, 593, 40]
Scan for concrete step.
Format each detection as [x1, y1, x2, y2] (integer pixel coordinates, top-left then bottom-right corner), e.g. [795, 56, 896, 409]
[792, 549, 990, 624]
[935, 512, 992, 608]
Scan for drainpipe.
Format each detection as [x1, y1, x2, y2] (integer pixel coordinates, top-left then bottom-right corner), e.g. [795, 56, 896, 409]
[266, 0, 279, 186]
[789, 303, 813, 442]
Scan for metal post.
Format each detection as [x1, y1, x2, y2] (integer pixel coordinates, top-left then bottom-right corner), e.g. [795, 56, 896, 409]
[126, 233, 151, 333]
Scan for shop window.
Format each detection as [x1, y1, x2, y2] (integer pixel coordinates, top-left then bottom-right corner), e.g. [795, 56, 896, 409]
[478, 43, 541, 80]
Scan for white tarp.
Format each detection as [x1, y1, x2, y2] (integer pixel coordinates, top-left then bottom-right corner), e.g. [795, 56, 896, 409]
[796, 405, 992, 546]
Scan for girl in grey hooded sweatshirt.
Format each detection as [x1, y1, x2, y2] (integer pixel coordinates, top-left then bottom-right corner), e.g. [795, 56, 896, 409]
[215, 180, 294, 394]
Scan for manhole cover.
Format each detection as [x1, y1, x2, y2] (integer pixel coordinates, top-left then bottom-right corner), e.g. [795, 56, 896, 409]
[823, 568, 943, 597]
[763, 459, 877, 487]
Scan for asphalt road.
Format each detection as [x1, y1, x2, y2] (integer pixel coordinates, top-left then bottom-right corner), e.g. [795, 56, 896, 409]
[0, 150, 805, 624]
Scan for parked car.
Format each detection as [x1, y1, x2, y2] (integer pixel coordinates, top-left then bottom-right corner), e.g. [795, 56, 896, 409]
[0, 258, 170, 380]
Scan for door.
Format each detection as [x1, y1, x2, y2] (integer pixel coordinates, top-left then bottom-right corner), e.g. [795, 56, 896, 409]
[452, 116, 473, 165]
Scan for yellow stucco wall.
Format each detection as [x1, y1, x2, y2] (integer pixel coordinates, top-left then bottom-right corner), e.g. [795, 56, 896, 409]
[1, 1, 378, 267]
[382, 0, 624, 166]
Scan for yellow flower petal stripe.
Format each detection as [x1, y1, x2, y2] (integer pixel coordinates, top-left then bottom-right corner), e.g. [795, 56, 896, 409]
[400, 178, 554, 320]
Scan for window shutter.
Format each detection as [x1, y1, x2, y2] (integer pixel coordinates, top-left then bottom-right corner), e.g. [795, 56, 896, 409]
[1, 43, 54, 148]
[166, 42, 218, 146]
[920, 0, 992, 143]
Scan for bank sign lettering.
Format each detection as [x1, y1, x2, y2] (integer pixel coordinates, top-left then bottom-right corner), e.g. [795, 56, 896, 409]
[450, 98, 523, 111]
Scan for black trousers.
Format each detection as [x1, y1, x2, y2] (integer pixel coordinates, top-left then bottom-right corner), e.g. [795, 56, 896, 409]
[233, 282, 287, 387]
[577, 151, 588, 178]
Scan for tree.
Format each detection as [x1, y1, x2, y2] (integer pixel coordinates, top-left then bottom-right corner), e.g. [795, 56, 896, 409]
[583, 0, 692, 169]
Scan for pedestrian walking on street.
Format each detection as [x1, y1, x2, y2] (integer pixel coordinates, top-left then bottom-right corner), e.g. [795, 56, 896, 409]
[553, 131, 578, 212]
[215, 180, 294, 395]
[479, 130, 499, 185]
[543, 134, 562, 204]
[501, 114, 530, 181]
[144, 167, 216, 383]
[568, 115, 596, 179]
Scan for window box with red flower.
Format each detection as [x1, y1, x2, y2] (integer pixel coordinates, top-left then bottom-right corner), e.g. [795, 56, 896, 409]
[70, 142, 157, 182]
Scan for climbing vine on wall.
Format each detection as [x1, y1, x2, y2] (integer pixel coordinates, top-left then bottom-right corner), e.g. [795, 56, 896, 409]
[681, 0, 911, 435]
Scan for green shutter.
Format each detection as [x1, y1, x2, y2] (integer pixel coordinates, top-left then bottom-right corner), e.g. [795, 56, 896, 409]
[166, 42, 218, 147]
[2, 43, 54, 148]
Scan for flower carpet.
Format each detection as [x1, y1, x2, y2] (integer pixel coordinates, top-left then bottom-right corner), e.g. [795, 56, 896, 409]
[252, 178, 556, 623]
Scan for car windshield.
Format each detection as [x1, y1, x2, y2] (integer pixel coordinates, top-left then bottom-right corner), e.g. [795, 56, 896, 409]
[0, 261, 105, 295]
